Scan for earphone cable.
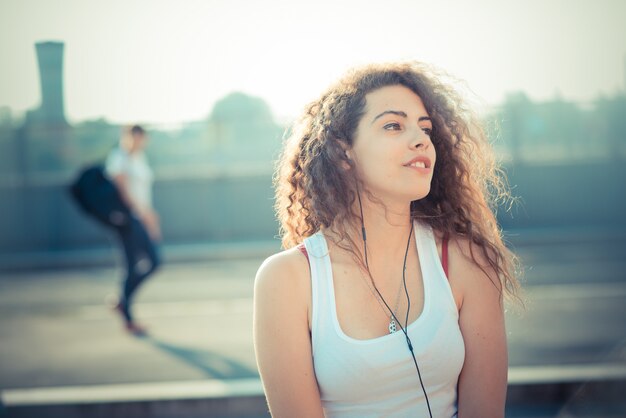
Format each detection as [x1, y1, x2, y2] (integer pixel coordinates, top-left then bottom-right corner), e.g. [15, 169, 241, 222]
[402, 229, 433, 418]
[357, 189, 433, 418]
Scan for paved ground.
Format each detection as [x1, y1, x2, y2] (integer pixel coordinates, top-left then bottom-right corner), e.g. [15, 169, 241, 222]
[0, 259, 262, 388]
[0, 229, 625, 417]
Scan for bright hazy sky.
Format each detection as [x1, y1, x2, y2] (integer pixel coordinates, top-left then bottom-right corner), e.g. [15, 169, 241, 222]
[1, 0, 625, 124]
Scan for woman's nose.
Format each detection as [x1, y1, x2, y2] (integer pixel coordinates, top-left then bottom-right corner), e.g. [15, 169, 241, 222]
[410, 128, 431, 149]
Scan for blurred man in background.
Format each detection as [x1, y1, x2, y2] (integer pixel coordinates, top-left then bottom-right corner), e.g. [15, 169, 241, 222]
[106, 125, 161, 335]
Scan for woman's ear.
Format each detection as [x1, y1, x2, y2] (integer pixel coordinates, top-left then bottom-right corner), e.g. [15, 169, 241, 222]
[336, 138, 352, 169]
[342, 149, 352, 170]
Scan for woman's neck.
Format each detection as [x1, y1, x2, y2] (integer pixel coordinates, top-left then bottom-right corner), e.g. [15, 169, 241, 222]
[351, 193, 414, 266]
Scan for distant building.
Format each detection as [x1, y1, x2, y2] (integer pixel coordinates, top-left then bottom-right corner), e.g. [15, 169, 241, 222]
[26, 41, 67, 125]
[19, 41, 72, 175]
[207, 92, 283, 167]
[0, 106, 11, 126]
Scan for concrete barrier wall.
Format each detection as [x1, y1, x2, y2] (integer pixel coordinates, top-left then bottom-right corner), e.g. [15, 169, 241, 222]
[498, 162, 626, 230]
[3, 378, 625, 418]
[1, 161, 625, 255]
[0, 173, 278, 254]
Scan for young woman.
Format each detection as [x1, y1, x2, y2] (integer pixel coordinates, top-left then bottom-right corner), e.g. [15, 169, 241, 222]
[253, 62, 520, 417]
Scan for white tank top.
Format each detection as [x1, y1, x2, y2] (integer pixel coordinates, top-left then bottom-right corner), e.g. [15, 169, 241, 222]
[303, 221, 465, 418]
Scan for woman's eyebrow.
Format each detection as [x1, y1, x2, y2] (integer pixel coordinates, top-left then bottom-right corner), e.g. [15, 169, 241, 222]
[371, 110, 407, 124]
[371, 111, 432, 125]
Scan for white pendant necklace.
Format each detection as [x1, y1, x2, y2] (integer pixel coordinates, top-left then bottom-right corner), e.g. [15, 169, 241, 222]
[388, 277, 405, 333]
[356, 189, 413, 335]
[359, 223, 414, 334]
[358, 274, 403, 334]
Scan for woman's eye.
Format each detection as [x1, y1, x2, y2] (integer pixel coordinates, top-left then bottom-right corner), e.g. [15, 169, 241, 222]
[422, 127, 432, 136]
[383, 122, 401, 131]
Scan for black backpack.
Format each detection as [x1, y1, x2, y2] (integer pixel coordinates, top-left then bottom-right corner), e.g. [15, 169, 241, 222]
[68, 164, 132, 229]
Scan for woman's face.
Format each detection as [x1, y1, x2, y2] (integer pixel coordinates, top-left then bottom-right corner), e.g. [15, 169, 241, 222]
[348, 84, 436, 205]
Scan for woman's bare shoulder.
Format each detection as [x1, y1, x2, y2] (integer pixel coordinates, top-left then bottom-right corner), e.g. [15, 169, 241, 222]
[254, 246, 311, 301]
[449, 235, 497, 272]
[447, 234, 503, 303]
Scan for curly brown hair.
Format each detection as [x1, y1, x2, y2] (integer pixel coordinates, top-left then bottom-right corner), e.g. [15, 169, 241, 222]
[275, 62, 521, 300]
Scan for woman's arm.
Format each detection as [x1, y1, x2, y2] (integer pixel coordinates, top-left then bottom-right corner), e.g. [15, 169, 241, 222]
[448, 238, 508, 418]
[253, 249, 325, 418]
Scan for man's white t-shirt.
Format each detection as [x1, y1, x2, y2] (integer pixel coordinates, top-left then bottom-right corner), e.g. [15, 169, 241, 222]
[105, 147, 154, 214]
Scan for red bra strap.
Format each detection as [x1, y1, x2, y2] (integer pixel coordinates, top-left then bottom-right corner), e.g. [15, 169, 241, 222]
[442, 235, 449, 278]
[297, 243, 309, 261]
